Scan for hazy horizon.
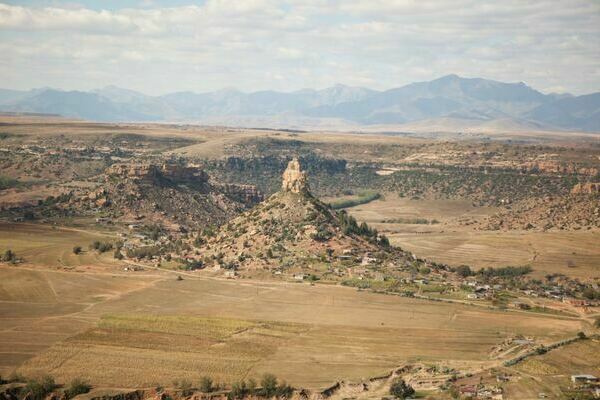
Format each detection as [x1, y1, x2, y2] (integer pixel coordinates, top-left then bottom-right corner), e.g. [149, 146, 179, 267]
[6, 73, 598, 97]
[1, 1, 599, 96]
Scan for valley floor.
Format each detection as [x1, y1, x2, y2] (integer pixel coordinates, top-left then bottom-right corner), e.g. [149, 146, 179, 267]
[0, 224, 591, 391]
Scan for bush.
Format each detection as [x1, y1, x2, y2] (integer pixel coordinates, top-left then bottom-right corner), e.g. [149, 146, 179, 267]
[72, 246, 82, 255]
[114, 249, 124, 260]
[455, 265, 473, 277]
[199, 376, 213, 393]
[23, 375, 57, 400]
[261, 373, 278, 397]
[0, 175, 18, 190]
[311, 225, 332, 242]
[229, 380, 247, 400]
[275, 381, 293, 398]
[65, 378, 91, 399]
[174, 379, 193, 396]
[1, 249, 16, 262]
[389, 378, 415, 399]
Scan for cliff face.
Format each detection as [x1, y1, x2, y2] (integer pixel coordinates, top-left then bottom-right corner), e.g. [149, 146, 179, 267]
[62, 162, 264, 231]
[571, 182, 600, 194]
[106, 163, 208, 184]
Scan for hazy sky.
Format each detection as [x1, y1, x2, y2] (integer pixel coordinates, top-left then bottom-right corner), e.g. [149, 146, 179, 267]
[1, 0, 599, 95]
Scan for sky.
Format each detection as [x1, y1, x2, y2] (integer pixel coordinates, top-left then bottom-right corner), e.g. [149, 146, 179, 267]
[0, 0, 599, 95]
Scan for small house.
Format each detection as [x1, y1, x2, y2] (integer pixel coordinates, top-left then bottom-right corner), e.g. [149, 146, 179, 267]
[571, 374, 598, 384]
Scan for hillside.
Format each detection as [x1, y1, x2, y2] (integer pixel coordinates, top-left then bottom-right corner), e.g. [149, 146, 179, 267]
[195, 158, 403, 271]
[1, 76, 597, 132]
[8, 162, 263, 232]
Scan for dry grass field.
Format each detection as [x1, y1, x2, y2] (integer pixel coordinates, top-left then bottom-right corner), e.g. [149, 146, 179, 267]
[344, 195, 600, 280]
[504, 339, 600, 399]
[0, 222, 120, 270]
[0, 221, 585, 389]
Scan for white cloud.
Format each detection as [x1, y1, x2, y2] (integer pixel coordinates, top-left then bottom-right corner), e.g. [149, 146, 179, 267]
[0, 0, 598, 94]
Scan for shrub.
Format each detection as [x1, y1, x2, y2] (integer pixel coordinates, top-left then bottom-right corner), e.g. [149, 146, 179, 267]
[1, 249, 15, 262]
[275, 381, 293, 398]
[23, 375, 57, 400]
[174, 379, 193, 396]
[114, 249, 124, 260]
[65, 378, 91, 399]
[311, 225, 332, 242]
[229, 380, 247, 400]
[261, 374, 278, 397]
[72, 246, 82, 255]
[199, 376, 213, 393]
[389, 378, 415, 399]
[455, 265, 473, 277]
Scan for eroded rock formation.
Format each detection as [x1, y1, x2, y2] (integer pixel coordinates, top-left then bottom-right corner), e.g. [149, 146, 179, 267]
[282, 158, 309, 193]
[571, 182, 600, 194]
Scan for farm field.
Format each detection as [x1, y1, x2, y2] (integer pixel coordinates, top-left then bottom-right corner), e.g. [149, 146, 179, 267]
[0, 222, 121, 270]
[344, 195, 600, 280]
[11, 272, 586, 388]
[1, 224, 587, 389]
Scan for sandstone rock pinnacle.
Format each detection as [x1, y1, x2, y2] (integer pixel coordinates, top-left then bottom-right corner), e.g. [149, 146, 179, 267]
[282, 158, 309, 193]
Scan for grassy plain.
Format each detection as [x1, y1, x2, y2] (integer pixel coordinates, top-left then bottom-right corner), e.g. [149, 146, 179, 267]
[0, 222, 120, 270]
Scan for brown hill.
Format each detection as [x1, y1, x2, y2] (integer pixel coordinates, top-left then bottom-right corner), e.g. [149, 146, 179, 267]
[19, 162, 263, 232]
[194, 158, 406, 271]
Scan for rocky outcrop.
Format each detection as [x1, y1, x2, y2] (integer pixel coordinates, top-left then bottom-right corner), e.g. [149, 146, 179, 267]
[282, 158, 309, 193]
[106, 163, 160, 183]
[571, 182, 600, 194]
[522, 161, 598, 176]
[106, 163, 208, 185]
[216, 183, 264, 205]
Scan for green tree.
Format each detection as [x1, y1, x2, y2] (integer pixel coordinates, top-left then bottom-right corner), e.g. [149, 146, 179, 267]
[389, 378, 414, 399]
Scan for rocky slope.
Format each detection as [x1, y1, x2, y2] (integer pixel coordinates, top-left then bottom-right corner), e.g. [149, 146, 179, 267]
[194, 158, 404, 271]
[479, 192, 600, 231]
[23, 162, 263, 231]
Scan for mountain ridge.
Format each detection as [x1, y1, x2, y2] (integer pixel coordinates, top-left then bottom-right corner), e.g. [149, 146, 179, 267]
[0, 75, 598, 132]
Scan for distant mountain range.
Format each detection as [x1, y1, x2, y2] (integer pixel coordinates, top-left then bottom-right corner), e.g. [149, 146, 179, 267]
[1, 75, 598, 132]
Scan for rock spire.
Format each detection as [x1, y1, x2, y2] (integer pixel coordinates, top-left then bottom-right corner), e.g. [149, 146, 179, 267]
[281, 158, 309, 193]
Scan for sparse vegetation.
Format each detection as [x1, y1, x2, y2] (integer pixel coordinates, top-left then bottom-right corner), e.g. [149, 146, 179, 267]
[64, 378, 92, 399]
[330, 190, 381, 209]
[389, 378, 415, 399]
[23, 375, 57, 400]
